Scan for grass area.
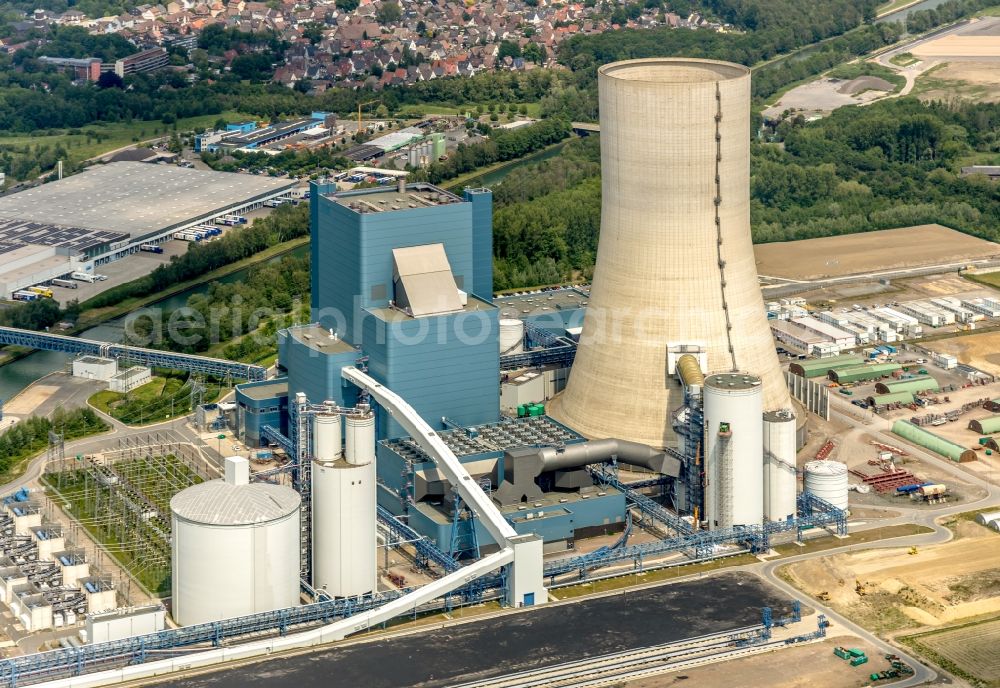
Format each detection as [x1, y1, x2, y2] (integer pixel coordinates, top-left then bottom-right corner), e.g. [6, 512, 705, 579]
[978, 4, 1000, 15]
[910, 62, 993, 102]
[771, 523, 934, 557]
[89, 373, 222, 426]
[0, 111, 251, 182]
[964, 269, 1000, 292]
[551, 553, 759, 600]
[901, 614, 1000, 687]
[890, 52, 920, 67]
[43, 454, 202, 596]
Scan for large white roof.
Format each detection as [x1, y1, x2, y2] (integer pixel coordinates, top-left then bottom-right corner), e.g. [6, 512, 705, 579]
[171, 480, 300, 526]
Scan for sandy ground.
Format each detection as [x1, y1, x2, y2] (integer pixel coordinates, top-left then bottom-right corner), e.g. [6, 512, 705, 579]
[926, 331, 1000, 377]
[783, 521, 1000, 633]
[918, 60, 1000, 103]
[762, 77, 893, 121]
[625, 637, 886, 688]
[754, 225, 1000, 281]
[3, 385, 58, 415]
[913, 36, 1000, 58]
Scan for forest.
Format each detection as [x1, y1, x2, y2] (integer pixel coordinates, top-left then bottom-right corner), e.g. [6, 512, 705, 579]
[124, 255, 310, 362]
[490, 98, 1000, 289]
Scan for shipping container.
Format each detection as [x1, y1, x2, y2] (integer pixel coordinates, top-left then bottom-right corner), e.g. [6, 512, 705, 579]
[12, 290, 39, 301]
[139, 243, 164, 254]
[51, 278, 78, 289]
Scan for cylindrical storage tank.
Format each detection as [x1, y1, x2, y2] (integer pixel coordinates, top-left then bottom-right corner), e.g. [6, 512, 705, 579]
[171, 457, 300, 626]
[499, 318, 525, 355]
[313, 412, 342, 462]
[548, 58, 790, 448]
[344, 412, 375, 465]
[313, 411, 376, 597]
[803, 460, 849, 511]
[703, 372, 763, 528]
[763, 409, 798, 522]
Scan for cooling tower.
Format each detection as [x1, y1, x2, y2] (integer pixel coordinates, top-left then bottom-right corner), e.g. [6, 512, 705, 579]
[547, 58, 789, 448]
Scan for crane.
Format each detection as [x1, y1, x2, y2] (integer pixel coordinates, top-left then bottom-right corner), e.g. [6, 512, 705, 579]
[357, 99, 380, 133]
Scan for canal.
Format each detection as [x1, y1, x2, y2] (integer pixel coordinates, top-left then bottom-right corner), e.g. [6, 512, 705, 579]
[875, 0, 955, 23]
[0, 244, 309, 404]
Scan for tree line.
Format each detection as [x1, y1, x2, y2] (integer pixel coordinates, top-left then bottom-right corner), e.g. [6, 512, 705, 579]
[489, 97, 1000, 289]
[409, 118, 570, 186]
[82, 203, 309, 310]
[0, 407, 108, 475]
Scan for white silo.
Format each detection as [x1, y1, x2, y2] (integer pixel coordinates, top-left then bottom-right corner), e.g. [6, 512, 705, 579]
[703, 372, 763, 529]
[499, 318, 525, 355]
[171, 457, 300, 626]
[312, 411, 376, 598]
[763, 409, 798, 523]
[313, 412, 342, 461]
[803, 460, 849, 511]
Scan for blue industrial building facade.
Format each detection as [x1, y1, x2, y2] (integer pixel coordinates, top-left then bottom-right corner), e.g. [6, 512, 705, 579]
[296, 180, 500, 439]
[234, 379, 289, 447]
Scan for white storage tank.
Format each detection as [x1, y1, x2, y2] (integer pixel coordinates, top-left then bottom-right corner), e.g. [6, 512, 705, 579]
[803, 460, 849, 511]
[313, 412, 342, 462]
[171, 457, 300, 626]
[703, 372, 764, 529]
[499, 318, 525, 355]
[763, 409, 798, 523]
[313, 411, 376, 598]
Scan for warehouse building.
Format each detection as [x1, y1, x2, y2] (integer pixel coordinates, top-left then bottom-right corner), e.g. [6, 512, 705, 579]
[829, 362, 901, 384]
[969, 416, 1000, 434]
[874, 375, 940, 395]
[791, 316, 856, 351]
[0, 163, 295, 293]
[769, 319, 837, 356]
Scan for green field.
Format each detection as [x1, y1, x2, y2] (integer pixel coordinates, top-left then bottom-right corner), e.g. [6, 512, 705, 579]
[903, 616, 1000, 687]
[0, 111, 251, 181]
[89, 374, 222, 426]
[890, 52, 920, 67]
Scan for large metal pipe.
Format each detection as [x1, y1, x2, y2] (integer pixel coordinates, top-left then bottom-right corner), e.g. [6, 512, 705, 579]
[531, 439, 680, 477]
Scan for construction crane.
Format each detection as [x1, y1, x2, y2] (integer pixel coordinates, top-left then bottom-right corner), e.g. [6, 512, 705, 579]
[357, 99, 380, 133]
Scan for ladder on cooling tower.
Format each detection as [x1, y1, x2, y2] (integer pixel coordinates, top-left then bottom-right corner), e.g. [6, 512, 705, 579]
[717, 428, 734, 529]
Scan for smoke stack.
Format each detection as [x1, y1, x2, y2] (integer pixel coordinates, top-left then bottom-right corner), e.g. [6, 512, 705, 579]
[57, 160, 63, 180]
[547, 58, 789, 448]
[397, 176, 407, 194]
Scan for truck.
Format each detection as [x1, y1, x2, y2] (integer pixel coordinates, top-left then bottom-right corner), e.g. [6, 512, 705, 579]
[11, 290, 39, 301]
[71, 272, 97, 283]
[174, 231, 202, 242]
[51, 279, 78, 289]
[26, 286, 53, 298]
[139, 243, 164, 254]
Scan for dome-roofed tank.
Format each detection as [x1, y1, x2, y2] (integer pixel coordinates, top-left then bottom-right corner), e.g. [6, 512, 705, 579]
[171, 457, 300, 626]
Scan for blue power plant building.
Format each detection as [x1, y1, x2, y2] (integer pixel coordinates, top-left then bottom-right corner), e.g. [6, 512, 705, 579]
[235, 178, 627, 552]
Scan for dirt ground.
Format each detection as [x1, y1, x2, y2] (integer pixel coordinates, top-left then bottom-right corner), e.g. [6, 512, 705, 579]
[926, 331, 1000, 376]
[782, 521, 1000, 635]
[762, 77, 893, 120]
[625, 636, 885, 688]
[913, 36, 1000, 59]
[916, 61, 1000, 103]
[754, 225, 1000, 281]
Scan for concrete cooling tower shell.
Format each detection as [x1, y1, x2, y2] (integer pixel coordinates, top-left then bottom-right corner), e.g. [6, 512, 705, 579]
[547, 58, 790, 448]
